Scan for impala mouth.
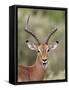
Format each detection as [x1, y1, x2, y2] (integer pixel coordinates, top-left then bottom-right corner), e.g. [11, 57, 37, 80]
[42, 60, 48, 65]
[43, 63, 47, 65]
[42, 60, 48, 69]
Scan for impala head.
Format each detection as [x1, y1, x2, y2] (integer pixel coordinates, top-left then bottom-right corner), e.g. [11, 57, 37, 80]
[24, 16, 59, 65]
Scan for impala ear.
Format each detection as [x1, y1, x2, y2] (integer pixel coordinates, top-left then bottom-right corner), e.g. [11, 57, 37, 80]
[26, 40, 37, 50]
[49, 41, 59, 51]
[51, 41, 59, 50]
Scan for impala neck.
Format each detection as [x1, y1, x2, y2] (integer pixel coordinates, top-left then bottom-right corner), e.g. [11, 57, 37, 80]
[30, 54, 48, 80]
[35, 53, 48, 71]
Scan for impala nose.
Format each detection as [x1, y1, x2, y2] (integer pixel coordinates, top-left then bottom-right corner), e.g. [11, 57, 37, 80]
[42, 59, 47, 62]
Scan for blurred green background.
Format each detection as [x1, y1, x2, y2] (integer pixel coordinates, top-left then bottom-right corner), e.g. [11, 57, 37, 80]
[18, 8, 65, 80]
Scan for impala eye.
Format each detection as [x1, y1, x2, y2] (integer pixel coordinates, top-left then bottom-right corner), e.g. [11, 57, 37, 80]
[38, 50, 40, 52]
[47, 48, 50, 52]
[47, 49, 50, 52]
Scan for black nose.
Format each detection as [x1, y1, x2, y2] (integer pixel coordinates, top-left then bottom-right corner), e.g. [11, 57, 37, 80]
[42, 59, 47, 61]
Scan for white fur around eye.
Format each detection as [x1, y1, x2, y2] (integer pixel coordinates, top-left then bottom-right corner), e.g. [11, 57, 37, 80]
[46, 48, 49, 52]
[38, 49, 41, 52]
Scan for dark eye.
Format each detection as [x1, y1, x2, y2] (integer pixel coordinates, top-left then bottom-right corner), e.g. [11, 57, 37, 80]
[38, 50, 40, 52]
[47, 49, 50, 52]
[47, 48, 50, 52]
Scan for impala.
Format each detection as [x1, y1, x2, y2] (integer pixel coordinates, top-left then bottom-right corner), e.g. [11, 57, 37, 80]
[18, 16, 59, 82]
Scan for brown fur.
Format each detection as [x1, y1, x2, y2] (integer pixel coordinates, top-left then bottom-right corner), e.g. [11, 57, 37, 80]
[18, 44, 48, 82]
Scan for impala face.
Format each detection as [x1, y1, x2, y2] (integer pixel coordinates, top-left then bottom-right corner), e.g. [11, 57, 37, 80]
[26, 40, 59, 66]
[38, 44, 48, 65]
